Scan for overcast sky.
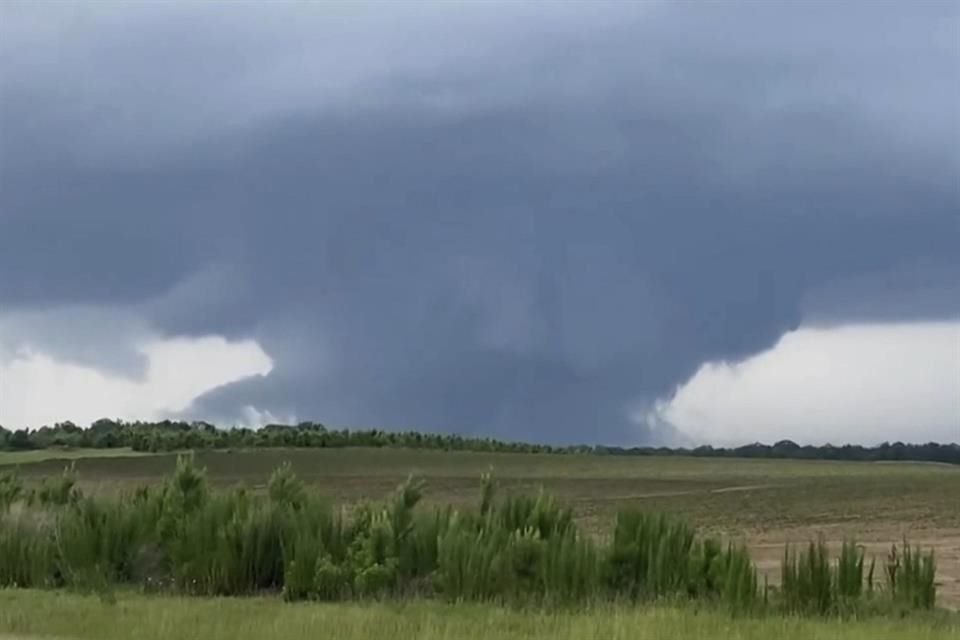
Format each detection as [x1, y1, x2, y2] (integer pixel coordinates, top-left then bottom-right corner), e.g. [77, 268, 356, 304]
[0, 1, 958, 445]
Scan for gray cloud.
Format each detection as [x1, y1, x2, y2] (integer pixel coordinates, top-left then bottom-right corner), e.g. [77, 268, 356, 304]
[1, 1, 957, 442]
[0, 305, 151, 377]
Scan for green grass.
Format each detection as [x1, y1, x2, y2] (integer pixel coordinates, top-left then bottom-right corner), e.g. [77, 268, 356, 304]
[0, 590, 956, 640]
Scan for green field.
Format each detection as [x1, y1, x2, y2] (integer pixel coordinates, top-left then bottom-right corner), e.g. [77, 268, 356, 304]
[1, 447, 958, 638]
[0, 590, 957, 640]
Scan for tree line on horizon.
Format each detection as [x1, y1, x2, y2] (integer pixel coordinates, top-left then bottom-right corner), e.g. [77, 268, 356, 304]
[0, 419, 957, 465]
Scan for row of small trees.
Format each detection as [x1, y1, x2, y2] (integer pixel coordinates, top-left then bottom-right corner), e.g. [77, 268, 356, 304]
[0, 458, 938, 614]
[0, 420, 573, 455]
[2, 419, 958, 464]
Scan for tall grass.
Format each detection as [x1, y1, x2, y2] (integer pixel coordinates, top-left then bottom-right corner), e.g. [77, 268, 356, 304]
[607, 511, 758, 609]
[887, 540, 937, 610]
[0, 456, 938, 615]
[780, 536, 936, 614]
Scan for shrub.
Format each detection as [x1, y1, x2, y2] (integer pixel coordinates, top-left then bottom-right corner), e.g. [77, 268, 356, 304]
[268, 462, 305, 510]
[314, 553, 350, 600]
[781, 537, 833, 614]
[539, 527, 601, 604]
[836, 540, 865, 601]
[887, 540, 936, 609]
[0, 470, 23, 512]
[606, 510, 696, 600]
[435, 518, 509, 601]
[0, 511, 56, 588]
[33, 463, 82, 507]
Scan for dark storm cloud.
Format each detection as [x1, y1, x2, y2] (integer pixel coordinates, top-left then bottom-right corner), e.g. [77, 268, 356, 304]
[1, 1, 957, 442]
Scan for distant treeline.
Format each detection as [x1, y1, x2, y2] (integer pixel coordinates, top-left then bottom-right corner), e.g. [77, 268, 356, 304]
[0, 419, 958, 465]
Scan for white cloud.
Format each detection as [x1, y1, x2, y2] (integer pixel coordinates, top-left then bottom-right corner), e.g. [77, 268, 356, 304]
[650, 322, 960, 446]
[0, 335, 272, 429]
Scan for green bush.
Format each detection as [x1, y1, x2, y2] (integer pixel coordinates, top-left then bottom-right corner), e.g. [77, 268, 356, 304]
[314, 553, 351, 600]
[0, 470, 23, 512]
[268, 462, 306, 510]
[607, 510, 695, 599]
[435, 519, 509, 601]
[33, 463, 82, 507]
[887, 540, 936, 609]
[781, 537, 834, 614]
[0, 512, 56, 588]
[836, 540, 866, 601]
[539, 527, 600, 604]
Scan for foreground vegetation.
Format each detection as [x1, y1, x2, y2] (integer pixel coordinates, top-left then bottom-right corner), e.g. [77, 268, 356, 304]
[1, 590, 957, 640]
[3, 419, 958, 464]
[0, 457, 940, 617]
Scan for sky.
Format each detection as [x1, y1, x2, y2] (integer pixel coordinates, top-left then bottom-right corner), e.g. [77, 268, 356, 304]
[0, 0, 958, 446]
